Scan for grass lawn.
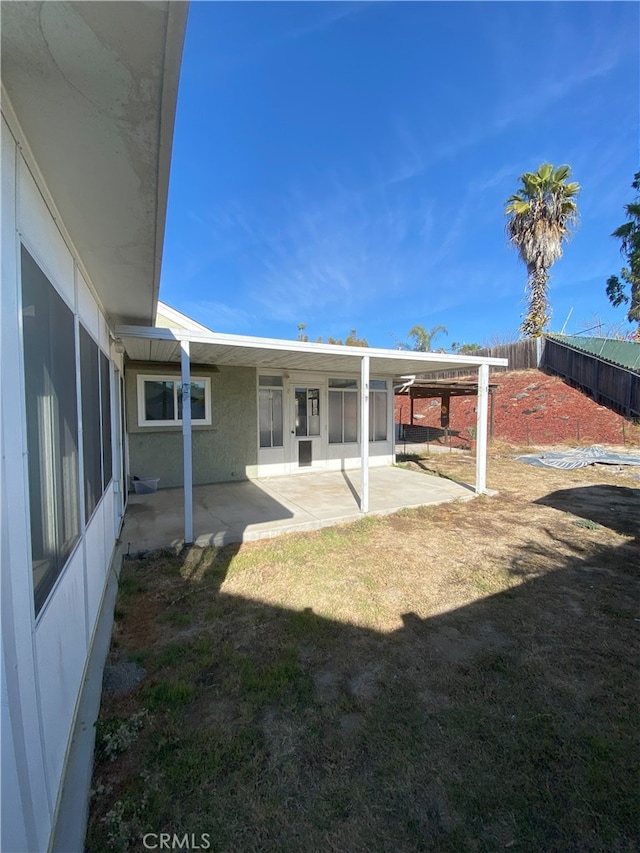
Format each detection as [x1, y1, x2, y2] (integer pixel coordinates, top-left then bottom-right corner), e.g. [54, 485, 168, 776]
[87, 449, 639, 852]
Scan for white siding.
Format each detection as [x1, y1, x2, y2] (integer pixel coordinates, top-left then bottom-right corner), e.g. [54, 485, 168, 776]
[17, 158, 75, 311]
[77, 266, 100, 342]
[34, 547, 88, 801]
[1, 658, 29, 853]
[102, 488, 116, 574]
[1, 116, 53, 852]
[99, 309, 110, 356]
[85, 498, 107, 630]
[2, 110, 122, 852]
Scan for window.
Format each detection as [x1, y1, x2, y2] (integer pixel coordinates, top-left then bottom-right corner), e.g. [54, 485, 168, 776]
[137, 375, 211, 427]
[80, 326, 114, 522]
[369, 380, 388, 442]
[21, 245, 80, 614]
[100, 351, 113, 489]
[80, 326, 102, 521]
[258, 376, 283, 448]
[329, 378, 358, 444]
[295, 388, 320, 437]
[258, 375, 283, 388]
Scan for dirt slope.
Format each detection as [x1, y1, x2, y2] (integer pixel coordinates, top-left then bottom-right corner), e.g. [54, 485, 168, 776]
[395, 369, 640, 448]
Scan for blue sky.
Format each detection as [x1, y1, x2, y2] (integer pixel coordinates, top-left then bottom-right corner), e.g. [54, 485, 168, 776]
[160, 1, 639, 349]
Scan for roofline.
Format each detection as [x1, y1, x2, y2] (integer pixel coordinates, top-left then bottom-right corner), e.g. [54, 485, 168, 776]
[150, 3, 190, 321]
[155, 300, 214, 334]
[115, 324, 509, 369]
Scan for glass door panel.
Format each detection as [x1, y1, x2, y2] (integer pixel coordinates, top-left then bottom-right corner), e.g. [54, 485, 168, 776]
[295, 388, 320, 436]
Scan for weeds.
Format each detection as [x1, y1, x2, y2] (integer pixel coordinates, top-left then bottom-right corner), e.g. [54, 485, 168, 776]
[88, 454, 639, 852]
[96, 709, 148, 763]
[145, 680, 194, 709]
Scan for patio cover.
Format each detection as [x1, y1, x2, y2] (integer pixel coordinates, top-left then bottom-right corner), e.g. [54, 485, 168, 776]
[115, 325, 508, 541]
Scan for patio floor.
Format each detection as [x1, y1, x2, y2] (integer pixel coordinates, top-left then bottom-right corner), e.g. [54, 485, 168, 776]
[120, 466, 476, 553]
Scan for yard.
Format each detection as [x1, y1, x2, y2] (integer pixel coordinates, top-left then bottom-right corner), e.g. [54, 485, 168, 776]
[88, 448, 639, 852]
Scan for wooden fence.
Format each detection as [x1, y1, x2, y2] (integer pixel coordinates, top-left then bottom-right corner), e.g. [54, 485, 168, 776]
[541, 337, 640, 419]
[425, 339, 541, 380]
[422, 336, 639, 419]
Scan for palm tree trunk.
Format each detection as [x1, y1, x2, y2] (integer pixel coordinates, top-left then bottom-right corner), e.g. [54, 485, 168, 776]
[629, 280, 640, 325]
[521, 265, 550, 337]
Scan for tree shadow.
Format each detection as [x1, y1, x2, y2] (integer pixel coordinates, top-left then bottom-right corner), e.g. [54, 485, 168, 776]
[535, 484, 640, 540]
[123, 480, 297, 553]
[89, 512, 640, 853]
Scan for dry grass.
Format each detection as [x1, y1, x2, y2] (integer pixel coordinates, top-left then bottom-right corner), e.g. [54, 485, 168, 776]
[88, 450, 639, 852]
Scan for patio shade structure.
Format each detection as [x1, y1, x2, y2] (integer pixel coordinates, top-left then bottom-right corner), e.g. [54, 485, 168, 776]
[116, 325, 508, 542]
[396, 379, 499, 436]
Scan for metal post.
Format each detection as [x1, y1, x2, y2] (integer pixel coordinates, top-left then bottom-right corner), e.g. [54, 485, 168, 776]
[181, 340, 193, 544]
[475, 364, 489, 494]
[360, 355, 370, 512]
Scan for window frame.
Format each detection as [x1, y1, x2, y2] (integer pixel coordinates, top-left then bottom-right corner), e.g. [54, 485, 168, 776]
[369, 379, 389, 443]
[79, 324, 103, 522]
[136, 374, 212, 427]
[328, 378, 359, 445]
[21, 243, 81, 615]
[258, 384, 284, 449]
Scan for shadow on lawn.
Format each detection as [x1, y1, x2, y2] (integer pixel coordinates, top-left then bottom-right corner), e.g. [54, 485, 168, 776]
[89, 522, 639, 852]
[535, 484, 640, 541]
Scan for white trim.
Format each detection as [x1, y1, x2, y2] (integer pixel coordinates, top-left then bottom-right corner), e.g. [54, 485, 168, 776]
[287, 378, 326, 472]
[369, 380, 389, 443]
[475, 364, 490, 494]
[116, 323, 509, 370]
[111, 366, 125, 537]
[360, 356, 370, 512]
[2, 91, 109, 323]
[73, 269, 90, 651]
[135, 374, 212, 428]
[256, 371, 287, 475]
[155, 300, 213, 334]
[181, 342, 193, 545]
[327, 384, 359, 446]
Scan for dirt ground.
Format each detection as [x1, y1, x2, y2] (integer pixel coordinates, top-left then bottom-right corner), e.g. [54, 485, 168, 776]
[88, 447, 640, 853]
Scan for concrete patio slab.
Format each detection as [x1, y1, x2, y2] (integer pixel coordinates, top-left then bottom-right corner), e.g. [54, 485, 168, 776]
[120, 466, 475, 553]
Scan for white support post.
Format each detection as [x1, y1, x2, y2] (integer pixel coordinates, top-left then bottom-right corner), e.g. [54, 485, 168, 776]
[181, 340, 193, 544]
[475, 363, 489, 494]
[360, 355, 370, 512]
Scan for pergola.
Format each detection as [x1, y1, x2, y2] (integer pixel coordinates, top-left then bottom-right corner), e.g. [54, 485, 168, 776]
[396, 379, 498, 434]
[116, 325, 508, 543]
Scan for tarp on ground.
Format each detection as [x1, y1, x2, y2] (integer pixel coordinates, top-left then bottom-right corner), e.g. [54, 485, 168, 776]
[516, 445, 640, 470]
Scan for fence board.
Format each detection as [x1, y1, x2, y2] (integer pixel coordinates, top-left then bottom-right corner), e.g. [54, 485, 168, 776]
[542, 338, 639, 418]
[425, 339, 539, 380]
[423, 336, 639, 419]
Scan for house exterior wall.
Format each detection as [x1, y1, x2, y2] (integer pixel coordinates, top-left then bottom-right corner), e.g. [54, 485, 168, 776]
[125, 362, 259, 486]
[125, 363, 396, 487]
[1, 107, 124, 852]
[257, 370, 395, 477]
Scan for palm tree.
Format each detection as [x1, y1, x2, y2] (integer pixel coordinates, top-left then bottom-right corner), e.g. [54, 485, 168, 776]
[606, 170, 640, 329]
[407, 324, 448, 351]
[505, 163, 580, 337]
